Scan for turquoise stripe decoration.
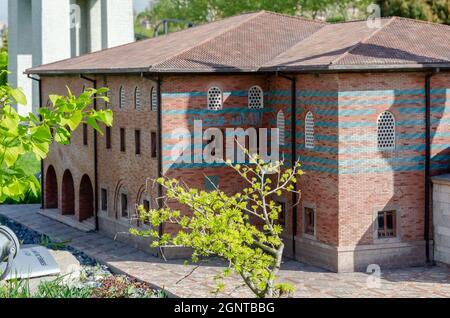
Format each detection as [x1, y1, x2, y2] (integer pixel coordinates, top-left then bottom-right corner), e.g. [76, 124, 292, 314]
[162, 108, 271, 115]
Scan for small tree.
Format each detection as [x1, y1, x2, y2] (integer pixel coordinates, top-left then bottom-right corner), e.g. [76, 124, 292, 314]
[131, 155, 302, 298]
[0, 76, 113, 203]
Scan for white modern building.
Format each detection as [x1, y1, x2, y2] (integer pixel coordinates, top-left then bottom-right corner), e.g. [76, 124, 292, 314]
[8, 0, 134, 116]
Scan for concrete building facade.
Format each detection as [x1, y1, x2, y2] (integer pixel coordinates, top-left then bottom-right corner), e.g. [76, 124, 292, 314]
[8, 0, 134, 116]
[27, 12, 450, 272]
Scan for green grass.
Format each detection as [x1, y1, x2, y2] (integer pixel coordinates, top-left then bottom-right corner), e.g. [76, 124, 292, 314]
[0, 277, 93, 298]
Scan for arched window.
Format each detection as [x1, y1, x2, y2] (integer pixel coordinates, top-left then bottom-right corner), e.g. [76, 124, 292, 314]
[119, 86, 125, 109]
[105, 89, 111, 109]
[248, 86, 263, 109]
[151, 87, 158, 111]
[134, 87, 141, 109]
[207, 87, 222, 110]
[305, 111, 315, 149]
[277, 111, 285, 146]
[377, 111, 396, 150]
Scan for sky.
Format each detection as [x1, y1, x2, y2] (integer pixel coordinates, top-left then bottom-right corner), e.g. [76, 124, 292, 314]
[0, 0, 152, 24]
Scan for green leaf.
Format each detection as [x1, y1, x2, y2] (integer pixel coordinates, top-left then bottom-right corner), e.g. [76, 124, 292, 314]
[31, 125, 52, 143]
[66, 110, 82, 131]
[87, 116, 101, 134]
[10, 88, 27, 105]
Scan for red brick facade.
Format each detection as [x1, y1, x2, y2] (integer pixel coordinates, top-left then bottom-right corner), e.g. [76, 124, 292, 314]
[40, 71, 450, 272]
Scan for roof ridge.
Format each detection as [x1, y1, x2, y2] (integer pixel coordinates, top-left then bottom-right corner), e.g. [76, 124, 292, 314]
[389, 15, 450, 28]
[329, 16, 396, 65]
[152, 11, 267, 69]
[260, 10, 327, 25]
[27, 12, 261, 73]
[263, 22, 327, 67]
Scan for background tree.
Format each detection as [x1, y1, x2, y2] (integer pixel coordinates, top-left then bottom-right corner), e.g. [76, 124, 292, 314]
[376, 0, 450, 24]
[0, 79, 113, 203]
[135, 0, 448, 37]
[131, 156, 302, 298]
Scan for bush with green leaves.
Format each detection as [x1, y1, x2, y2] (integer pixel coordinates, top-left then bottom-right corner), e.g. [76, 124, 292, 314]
[0, 74, 113, 203]
[131, 155, 302, 298]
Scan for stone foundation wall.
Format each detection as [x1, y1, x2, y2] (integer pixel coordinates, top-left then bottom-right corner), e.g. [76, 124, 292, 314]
[432, 174, 450, 266]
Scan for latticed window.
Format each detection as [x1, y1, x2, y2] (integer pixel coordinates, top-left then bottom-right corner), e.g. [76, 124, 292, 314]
[248, 86, 263, 109]
[134, 87, 141, 109]
[377, 111, 396, 150]
[151, 87, 158, 111]
[119, 86, 125, 109]
[207, 87, 222, 110]
[277, 111, 285, 146]
[305, 111, 315, 149]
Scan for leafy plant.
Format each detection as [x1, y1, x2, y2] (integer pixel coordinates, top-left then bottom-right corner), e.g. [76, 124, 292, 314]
[131, 154, 302, 298]
[0, 81, 113, 203]
[91, 276, 165, 298]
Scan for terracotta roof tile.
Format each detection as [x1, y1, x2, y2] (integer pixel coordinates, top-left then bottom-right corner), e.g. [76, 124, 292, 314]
[27, 11, 450, 74]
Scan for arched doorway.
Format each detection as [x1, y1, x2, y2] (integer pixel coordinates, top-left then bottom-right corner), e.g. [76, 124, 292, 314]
[44, 165, 58, 209]
[61, 170, 75, 215]
[79, 174, 94, 221]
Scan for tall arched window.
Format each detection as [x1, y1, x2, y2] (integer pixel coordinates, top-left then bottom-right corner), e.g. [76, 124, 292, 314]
[207, 87, 222, 110]
[151, 87, 158, 111]
[377, 111, 396, 150]
[277, 111, 285, 146]
[248, 86, 263, 109]
[119, 86, 125, 109]
[105, 89, 111, 109]
[134, 87, 141, 109]
[305, 111, 315, 149]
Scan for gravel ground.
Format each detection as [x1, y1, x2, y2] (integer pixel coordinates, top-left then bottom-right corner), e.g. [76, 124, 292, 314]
[0, 215, 166, 298]
[0, 215, 97, 266]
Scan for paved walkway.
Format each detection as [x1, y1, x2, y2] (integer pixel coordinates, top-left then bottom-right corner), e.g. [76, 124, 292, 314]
[1, 204, 449, 298]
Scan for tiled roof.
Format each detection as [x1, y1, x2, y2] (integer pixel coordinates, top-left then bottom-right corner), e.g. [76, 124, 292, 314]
[27, 12, 450, 75]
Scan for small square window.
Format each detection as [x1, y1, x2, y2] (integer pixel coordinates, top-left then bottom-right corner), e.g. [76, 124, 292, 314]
[121, 193, 128, 218]
[377, 211, 396, 238]
[101, 188, 107, 211]
[304, 207, 315, 236]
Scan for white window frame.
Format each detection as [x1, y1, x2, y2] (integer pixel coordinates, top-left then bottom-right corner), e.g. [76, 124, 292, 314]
[151, 87, 158, 111]
[305, 111, 315, 149]
[377, 111, 396, 151]
[277, 111, 285, 146]
[207, 86, 223, 110]
[248, 85, 264, 109]
[134, 87, 141, 109]
[119, 86, 125, 109]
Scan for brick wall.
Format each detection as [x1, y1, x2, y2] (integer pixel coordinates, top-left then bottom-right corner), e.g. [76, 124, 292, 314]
[41, 74, 159, 228]
[336, 72, 450, 247]
[40, 70, 450, 271]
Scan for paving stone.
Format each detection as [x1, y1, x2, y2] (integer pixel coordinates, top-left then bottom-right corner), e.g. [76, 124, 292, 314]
[1, 204, 450, 298]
